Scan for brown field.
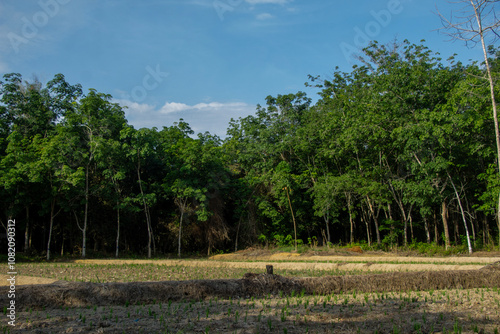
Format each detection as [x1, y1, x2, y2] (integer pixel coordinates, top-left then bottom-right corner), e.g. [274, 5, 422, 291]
[1, 250, 499, 333]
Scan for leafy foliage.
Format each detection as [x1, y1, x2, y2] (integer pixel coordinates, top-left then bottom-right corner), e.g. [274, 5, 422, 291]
[1, 40, 500, 257]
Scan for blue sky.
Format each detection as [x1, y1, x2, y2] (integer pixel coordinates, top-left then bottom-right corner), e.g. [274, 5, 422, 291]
[0, 0, 492, 137]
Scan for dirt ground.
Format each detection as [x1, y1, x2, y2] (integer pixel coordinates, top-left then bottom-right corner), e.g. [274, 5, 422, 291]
[1, 251, 500, 333]
[5, 286, 500, 333]
[2, 250, 497, 287]
[0, 275, 57, 286]
[3, 252, 498, 288]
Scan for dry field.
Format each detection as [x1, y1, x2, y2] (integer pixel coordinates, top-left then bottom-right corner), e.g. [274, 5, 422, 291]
[1, 250, 499, 333]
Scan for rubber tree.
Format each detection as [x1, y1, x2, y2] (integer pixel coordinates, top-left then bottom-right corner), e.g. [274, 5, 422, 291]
[63, 89, 126, 258]
[121, 126, 160, 258]
[438, 0, 500, 247]
[0, 73, 82, 257]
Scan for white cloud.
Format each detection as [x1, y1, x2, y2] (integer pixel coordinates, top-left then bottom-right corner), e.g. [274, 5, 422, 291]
[159, 102, 191, 114]
[158, 101, 249, 114]
[256, 13, 274, 20]
[193, 102, 248, 110]
[113, 99, 156, 114]
[114, 99, 256, 137]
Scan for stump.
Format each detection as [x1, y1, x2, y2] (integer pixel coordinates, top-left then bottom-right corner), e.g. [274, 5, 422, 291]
[266, 265, 273, 275]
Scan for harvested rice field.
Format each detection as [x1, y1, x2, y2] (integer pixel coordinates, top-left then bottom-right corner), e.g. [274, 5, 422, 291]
[1, 250, 499, 333]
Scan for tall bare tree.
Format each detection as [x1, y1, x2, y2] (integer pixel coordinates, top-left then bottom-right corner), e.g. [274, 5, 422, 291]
[437, 0, 500, 247]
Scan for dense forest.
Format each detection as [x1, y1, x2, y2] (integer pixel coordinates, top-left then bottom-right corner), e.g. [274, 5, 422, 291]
[1, 41, 500, 259]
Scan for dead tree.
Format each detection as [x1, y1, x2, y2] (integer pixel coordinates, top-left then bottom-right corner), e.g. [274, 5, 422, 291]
[437, 0, 500, 247]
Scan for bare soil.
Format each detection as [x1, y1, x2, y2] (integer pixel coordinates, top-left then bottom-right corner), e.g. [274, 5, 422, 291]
[0, 275, 57, 286]
[1, 251, 500, 333]
[75, 257, 493, 273]
[5, 285, 500, 333]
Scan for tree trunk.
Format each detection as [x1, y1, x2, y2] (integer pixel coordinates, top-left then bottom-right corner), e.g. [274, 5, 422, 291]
[441, 201, 451, 250]
[47, 199, 56, 261]
[497, 194, 500, 249]
[115, 205, 120, 258]
[285, 187, 298, 252]
[366, 196, 380, 245]
[346, 192, 354, 244]
[473, 3, 500, 250]
[324, 214, 331, 244]
[409, 213, 414, 242]
[453, 213, 460, 244]
[434, 210, 439, 244]
[147, 205, 156, 256]
[137, 153, 152, 259]
[470, 212, 476, 244]
[24, 206, 29, 251]
[82, 165, 89, 258]
[482, 215, 487, 247]
[403, 218, 408, 247]
[386, 204, 397, 248]
[234, 217, 241, 252]
[361, 206, 371, 247]
[388, 181, 410, 246]
[178, 207, 184, 258]
[423, 216, 431, 244]
[448, 173, 473, 254]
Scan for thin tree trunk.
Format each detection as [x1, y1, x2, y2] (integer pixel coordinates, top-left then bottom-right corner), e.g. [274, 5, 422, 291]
[470, 211, 476, 244]
[137, 152, 152, 259]
[366, 196, 381, 245]
[441, 201, 451, 250]
[234, 217, 241, 252]
[47, 199, 56, 261]
[24, 206, 29, 251]
[178, 206, 184, 258]
[453, 213, 460, 244]
[482, 215, 487, 246]
[423, 216, 431, 244]
[404, 218, 408, 247]
[346, 192, 354, 244]
[285, 187, 298, 251]
[147, 205, 156, 255]
[82, 165, 89, 258]
[470, 204, 477, 243]
[324, 212, 331, 244]
[448, 172, 473, 254]
[387, 180, 409, 246]
[115, 205, 120, 258]
[409, 212, 414, 242]
[473, 2, 500, 249]
[434, 210, 439, 244]
[365, 218, 371, 247]
[497, 193, 500, 249]
[362, 206, 371, 247]
[386, 204, 397, 248]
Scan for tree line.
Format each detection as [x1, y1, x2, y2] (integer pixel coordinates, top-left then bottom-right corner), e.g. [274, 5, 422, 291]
[1, 40, 500, 258]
